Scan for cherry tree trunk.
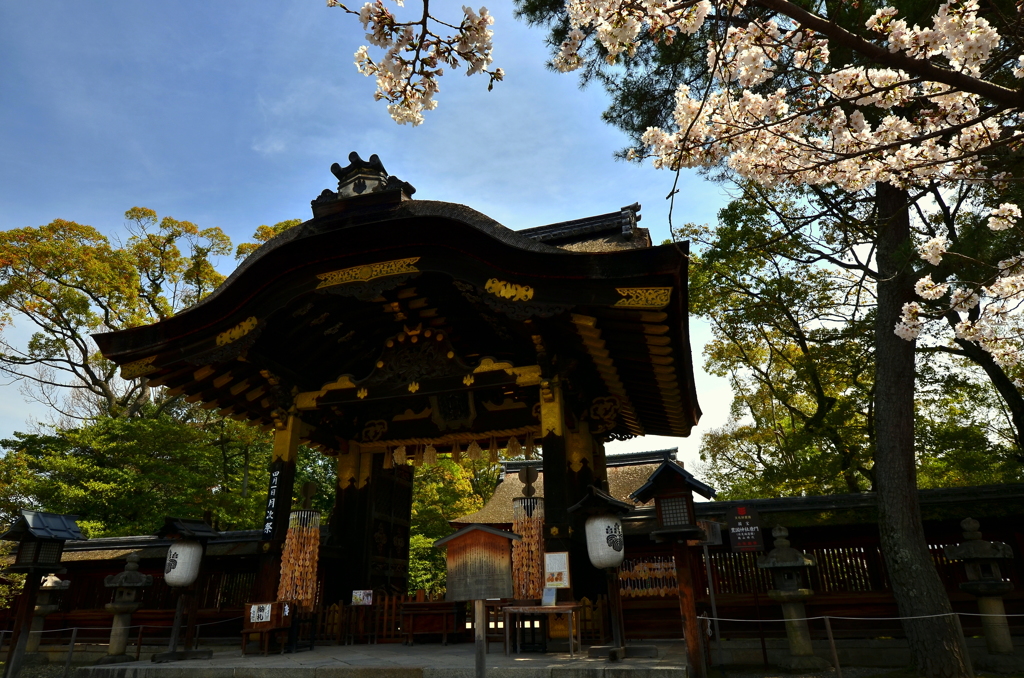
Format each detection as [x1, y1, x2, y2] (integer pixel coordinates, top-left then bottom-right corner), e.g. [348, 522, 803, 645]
[874, 182, 972, 677]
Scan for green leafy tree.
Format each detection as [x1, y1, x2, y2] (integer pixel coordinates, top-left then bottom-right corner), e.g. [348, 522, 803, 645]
[0, 208, 231, 419]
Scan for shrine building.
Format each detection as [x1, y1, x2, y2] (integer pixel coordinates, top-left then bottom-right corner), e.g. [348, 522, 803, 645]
[92, 153, 702, 606]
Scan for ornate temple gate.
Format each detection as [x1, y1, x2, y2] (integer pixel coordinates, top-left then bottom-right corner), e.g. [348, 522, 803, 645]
[93, 153, 702, 621]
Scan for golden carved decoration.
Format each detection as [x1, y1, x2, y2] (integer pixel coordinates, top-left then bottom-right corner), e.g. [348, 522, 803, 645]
[462, 374, 475, 386]
[121, 355, 158, 380]
[473, 358, 542, 386]
[393, 407, 431, 421]
[474, 357, 515, 373]
[567, 423, 594, 473]
[216, 316, 258, 347]
[539, 379, 564, 437]
[485, 278, 534, 302]
[361, 420, 388, 442]
[613, 287, 673, 309]
[408, 381, 420, 393]
[483, 398, 526, 412]
[357, 388, 368, 399]
[316, 257, 421, 289]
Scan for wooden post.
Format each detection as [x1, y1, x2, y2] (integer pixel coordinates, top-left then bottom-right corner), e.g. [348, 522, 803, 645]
[540, 380, 571, 560]
[3, 574, 40, 678]
[474, 599, 486, 678]
[255, 414, 300, 601]
[672, 541, 703, 678]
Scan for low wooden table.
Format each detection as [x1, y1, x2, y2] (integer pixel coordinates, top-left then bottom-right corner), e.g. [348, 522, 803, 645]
[400, 601, 464, 645]
[502, 604, 581, 657]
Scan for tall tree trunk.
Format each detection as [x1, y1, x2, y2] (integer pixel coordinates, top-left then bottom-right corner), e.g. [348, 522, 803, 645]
[874, 182, 972, 677]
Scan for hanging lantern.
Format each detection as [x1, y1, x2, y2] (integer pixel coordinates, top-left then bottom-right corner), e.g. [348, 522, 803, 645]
[164, 540, 203, 587]
[585, 514, 625, 569]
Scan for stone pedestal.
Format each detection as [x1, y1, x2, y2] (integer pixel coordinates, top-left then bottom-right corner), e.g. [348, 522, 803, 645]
[26, 574, 69, 653]
[945, 519, 1024, 673]
[96, 553, 151, 665]
[758, 527, 829, 671]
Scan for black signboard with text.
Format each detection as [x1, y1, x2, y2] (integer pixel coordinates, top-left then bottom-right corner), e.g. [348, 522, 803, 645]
[727, 506, 764, 552]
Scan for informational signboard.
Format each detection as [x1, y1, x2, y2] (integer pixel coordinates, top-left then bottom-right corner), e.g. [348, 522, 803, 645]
[352, 590, 373, 606]
[541, 587, 557, 606]
[697, 520, 724, 546]
[727, 506, 764, 552]
[250, 603, 272, 623]
[261, 465, 283, 541]
[544, 552, 570, 588]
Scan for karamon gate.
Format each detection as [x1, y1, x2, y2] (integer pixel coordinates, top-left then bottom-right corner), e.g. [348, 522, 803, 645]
[93, 153, 701, 608]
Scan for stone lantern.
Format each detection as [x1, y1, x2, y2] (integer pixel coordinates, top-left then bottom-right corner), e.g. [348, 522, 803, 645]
[25, 574, 70, 653]
[99, 553, 153, 664]
[943, 517, 1024, 673]
[757, 526, 829, 670]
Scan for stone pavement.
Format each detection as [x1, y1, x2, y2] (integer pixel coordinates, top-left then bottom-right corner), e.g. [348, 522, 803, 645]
[76, 642, 689, 678]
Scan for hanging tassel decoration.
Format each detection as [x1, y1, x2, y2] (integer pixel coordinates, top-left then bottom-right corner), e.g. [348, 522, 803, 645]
[451, 441, 462, 463]
[467, 439, 482, 461]
[507, 436, 522, 458]
[424, 444, 437, 465]
[394, 445, 407, 465]
[413, 445, 424, 467]
[383, 448, 394, 469]
[525, 432, 535, 459]
[488, 437, 499, 464]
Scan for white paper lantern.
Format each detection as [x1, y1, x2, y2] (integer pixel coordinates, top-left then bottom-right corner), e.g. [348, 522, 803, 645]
[163, 540, 203, 587]
[585, 514, 625, 569]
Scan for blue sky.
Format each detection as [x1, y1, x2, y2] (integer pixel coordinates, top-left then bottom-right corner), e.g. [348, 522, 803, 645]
[0, 1, 732, 467]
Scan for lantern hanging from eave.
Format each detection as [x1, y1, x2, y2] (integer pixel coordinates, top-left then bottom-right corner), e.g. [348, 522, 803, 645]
[585, 514, 625, 569]
[568, 484, 634, 570]
[164, 540, 203, 587]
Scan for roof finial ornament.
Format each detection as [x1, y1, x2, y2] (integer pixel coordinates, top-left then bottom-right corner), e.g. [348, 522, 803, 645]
[311, 152, 416, 217]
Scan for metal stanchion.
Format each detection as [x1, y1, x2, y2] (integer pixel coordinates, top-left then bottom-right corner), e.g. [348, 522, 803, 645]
[823, 617, 841, 678]
[61, 628, 77, 678]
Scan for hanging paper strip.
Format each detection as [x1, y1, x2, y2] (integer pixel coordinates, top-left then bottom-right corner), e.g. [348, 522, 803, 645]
[524, 432, 535, 459]
[467, 439, 482, 460]
[383, 448, 394, 469]
[507, 436, 522, 458]
[451, 442, 462, 463]
[394, 445, 407, 465]
[488, 437, 499, 464]
[424, 444, 437, 465]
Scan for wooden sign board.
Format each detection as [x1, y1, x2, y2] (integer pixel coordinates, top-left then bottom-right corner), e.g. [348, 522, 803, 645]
[544, 552, 570, 588]
[727, 506, 764, 552]
[243, 600, 293, 631]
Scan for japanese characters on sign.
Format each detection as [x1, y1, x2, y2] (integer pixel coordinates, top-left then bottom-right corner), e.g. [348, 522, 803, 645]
[544, 552, 570, 589]
[727, 506, 764, 552]
[250, 603, 272, 623]
[352, 590, 373, 606]
[261, 467, 282, 541]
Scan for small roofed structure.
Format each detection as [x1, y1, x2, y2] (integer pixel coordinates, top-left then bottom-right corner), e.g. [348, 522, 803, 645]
[2, 510, 85, 572]
[434, 524, 521, 602]
[155, 517, 220, 542]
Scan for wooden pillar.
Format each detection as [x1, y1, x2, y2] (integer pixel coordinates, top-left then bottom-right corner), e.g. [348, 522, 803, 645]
[672, 541, 703, 677]
[567, 423, 601, 598]
[541, 379, 572, 562]
[253, 414, 300, 602]
[325, 444, 373, 605]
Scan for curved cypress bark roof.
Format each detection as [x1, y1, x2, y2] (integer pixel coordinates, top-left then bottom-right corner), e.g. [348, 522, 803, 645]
[94, 158, 701, 452]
